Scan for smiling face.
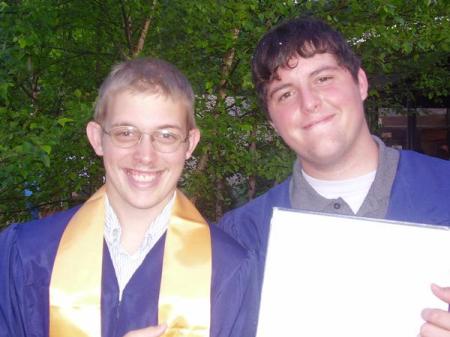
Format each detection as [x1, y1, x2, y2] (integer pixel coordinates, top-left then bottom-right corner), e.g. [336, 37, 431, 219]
[266, 53, 376, 178]
[87, 90, 200, 220]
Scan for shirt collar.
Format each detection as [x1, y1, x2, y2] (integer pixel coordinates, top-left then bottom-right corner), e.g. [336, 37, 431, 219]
[289, 135, 399, 218]
[103, 192, 176, 254]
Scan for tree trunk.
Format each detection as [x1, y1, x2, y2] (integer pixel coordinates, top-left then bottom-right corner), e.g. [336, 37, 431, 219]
[191, 28, 241, 212]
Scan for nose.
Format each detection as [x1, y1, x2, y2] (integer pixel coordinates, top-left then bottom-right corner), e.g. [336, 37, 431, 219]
[299, 86, 320, 114]
[133, 133, 157, 163]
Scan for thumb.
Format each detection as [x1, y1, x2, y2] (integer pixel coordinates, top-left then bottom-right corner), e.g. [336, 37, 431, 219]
[431, 284, 450, 304]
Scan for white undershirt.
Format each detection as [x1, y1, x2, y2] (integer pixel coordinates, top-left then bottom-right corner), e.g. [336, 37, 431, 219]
[302, 170, 376, 214]
[104, 193, 174, 299]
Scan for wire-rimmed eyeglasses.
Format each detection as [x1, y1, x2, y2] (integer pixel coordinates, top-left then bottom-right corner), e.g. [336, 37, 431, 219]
[101, 125, 189, 153]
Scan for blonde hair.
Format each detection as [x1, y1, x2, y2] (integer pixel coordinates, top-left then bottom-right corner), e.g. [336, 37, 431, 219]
[94, 57, 196, 129]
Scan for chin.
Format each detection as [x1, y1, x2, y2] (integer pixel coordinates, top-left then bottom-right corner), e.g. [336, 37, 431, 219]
[127, 190, 174, 210]
[127, 199, 161, 210]
[303, 150, 344, 167]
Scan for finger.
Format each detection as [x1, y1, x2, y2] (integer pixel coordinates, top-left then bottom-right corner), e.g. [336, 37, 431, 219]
[420, 321, 450, 337]
[123, 323, 167, 337]
[431, 284, 450, 304]
[422, 308, 450, 332]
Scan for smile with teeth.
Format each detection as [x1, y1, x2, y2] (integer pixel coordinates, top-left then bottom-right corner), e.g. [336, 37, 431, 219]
[126, 169, 161, 183]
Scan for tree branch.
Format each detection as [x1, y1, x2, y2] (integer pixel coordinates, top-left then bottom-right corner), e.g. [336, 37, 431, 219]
[132, 17, 151, 57]
[120, 0, 133, 53]
[131, 0, 158, 57]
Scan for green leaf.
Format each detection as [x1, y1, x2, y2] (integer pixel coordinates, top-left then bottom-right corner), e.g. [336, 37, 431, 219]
[57, 117, 74, 127]
[41, 154, 51, 167]
[17, 37, 28, 49]
[41, 145, 52, 155]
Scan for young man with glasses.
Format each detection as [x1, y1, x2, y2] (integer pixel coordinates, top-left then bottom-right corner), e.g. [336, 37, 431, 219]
[0, 58, 256, 337]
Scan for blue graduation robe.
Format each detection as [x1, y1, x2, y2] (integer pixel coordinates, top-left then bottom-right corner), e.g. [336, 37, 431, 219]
[216, 150, 450, 336]
[0, 206, 258, 337]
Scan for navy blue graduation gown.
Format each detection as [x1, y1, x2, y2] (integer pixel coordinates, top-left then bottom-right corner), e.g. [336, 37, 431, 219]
[0, 206, 258, 337]
[216, 149, 450, 336]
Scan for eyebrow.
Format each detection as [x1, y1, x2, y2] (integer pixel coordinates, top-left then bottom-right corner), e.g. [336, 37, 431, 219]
[268, 83, 292, 99]
[268, 65, 341, 99]
[309, 65, 340, 77]
[110, 122, 183, 130]
[156, 124, 184, 131]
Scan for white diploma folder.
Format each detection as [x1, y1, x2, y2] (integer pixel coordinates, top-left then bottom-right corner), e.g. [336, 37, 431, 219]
[257, 208, 450, 337]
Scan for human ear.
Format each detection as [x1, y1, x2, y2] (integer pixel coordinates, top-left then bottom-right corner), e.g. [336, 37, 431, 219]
[269, 120, 279, 134]
[357, 68, 369, 101]
[185, 128, 201, 160]
[86, 121, 104, 156]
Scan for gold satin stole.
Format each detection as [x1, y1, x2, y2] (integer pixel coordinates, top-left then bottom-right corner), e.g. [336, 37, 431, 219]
[49, 186, 211, 337]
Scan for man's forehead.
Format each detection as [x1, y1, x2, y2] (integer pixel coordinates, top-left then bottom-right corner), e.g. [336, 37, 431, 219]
[271, 53, 341, 79]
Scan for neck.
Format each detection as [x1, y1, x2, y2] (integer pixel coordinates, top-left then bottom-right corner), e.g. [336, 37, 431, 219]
[107, 192, 174, 254]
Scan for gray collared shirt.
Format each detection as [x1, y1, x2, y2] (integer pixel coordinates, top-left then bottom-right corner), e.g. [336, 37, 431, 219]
[289, 136, 400, 218]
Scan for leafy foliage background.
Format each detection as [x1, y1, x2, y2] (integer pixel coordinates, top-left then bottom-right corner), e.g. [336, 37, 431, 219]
[1, 0, 449, 226]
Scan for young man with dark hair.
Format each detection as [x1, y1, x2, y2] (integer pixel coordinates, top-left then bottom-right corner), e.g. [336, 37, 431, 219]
[0, 57, 256, 337]
[218, 17, 450, 336]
